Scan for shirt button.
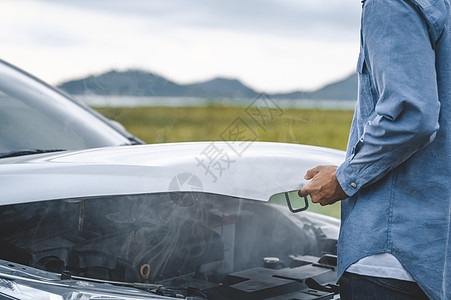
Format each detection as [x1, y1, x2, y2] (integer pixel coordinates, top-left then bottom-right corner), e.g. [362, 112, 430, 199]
[350, 182, 357, 189]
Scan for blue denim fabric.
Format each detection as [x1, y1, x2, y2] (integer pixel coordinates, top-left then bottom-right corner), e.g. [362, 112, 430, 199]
[335, 0, 450, 299]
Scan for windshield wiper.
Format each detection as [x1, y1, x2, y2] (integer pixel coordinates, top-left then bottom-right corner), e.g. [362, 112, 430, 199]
[61, 272, 182, 298]
[0, 149, 66, 159]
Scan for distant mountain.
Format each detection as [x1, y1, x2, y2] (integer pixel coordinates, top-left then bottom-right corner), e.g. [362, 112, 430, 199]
[58, 70, 186, 97]
[185, 77, 258, 98]
[58, 69, 357, 101]
[270, 73, 357, 100]
[309, 73, 357, 100]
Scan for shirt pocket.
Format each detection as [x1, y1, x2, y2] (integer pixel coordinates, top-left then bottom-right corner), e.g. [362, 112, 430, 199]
[356, 51, 377, 119]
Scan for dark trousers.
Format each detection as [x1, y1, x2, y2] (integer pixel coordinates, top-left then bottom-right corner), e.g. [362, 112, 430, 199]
[339, 272, 429, 300]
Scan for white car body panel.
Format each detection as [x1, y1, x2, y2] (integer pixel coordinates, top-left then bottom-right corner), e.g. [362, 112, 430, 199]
[0, 142, 344, 205]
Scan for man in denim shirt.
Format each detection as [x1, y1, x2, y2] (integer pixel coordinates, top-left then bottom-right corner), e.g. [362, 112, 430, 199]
[299, 0, 450, 299]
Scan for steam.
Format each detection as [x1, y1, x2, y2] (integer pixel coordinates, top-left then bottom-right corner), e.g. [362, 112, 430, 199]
[0, 192, 324, 284]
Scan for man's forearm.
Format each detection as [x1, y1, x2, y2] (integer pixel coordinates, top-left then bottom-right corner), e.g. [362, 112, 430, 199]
[336, 0, 440, 196]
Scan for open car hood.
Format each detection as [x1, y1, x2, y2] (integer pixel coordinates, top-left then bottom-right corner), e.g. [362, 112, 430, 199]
[0, 142, 344, 206]
[0, 142, 344, 299]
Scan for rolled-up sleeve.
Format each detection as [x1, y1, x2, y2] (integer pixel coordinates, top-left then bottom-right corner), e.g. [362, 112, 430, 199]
[336, 0, 440, 197]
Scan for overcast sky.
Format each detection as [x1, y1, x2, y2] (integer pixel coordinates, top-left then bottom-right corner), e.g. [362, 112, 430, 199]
[1, 0, 361, 93]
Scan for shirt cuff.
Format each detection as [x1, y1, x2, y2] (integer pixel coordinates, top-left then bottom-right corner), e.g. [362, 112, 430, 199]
[336, 159, 359, 197]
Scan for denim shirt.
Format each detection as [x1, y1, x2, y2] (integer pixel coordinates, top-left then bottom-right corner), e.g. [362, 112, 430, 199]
[335, 0, 450, 299]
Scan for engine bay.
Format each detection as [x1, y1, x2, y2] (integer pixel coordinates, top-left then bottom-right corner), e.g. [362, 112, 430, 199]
[0, 192, 340, 299]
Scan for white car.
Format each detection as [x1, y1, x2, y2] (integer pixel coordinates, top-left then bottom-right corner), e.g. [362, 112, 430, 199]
[0, 59, 345, 299]
[0, 59, 144, 158]
[0, 142, 344, 300]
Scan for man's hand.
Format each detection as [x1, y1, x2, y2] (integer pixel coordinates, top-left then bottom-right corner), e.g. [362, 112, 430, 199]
[298, 165, 348, 206]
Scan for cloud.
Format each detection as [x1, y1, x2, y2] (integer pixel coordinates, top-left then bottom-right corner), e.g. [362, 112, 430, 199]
[2, 0, 361, 92]
[40, 0, 361, 40]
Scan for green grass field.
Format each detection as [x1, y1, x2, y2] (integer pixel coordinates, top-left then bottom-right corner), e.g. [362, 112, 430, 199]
[95, 105, 354, 218]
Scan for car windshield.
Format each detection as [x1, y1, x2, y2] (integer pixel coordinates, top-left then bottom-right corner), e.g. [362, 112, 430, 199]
[0, 60, 132, 155]
[0, 192, 339, 299]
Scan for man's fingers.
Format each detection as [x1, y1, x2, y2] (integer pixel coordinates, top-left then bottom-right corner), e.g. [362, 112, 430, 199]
[304, 167, 320, 180]
[298, 185, 310, 197]
[298, 182, 317, 203]
[298, 165, 345, 207]
[309, 193, 321, 204]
